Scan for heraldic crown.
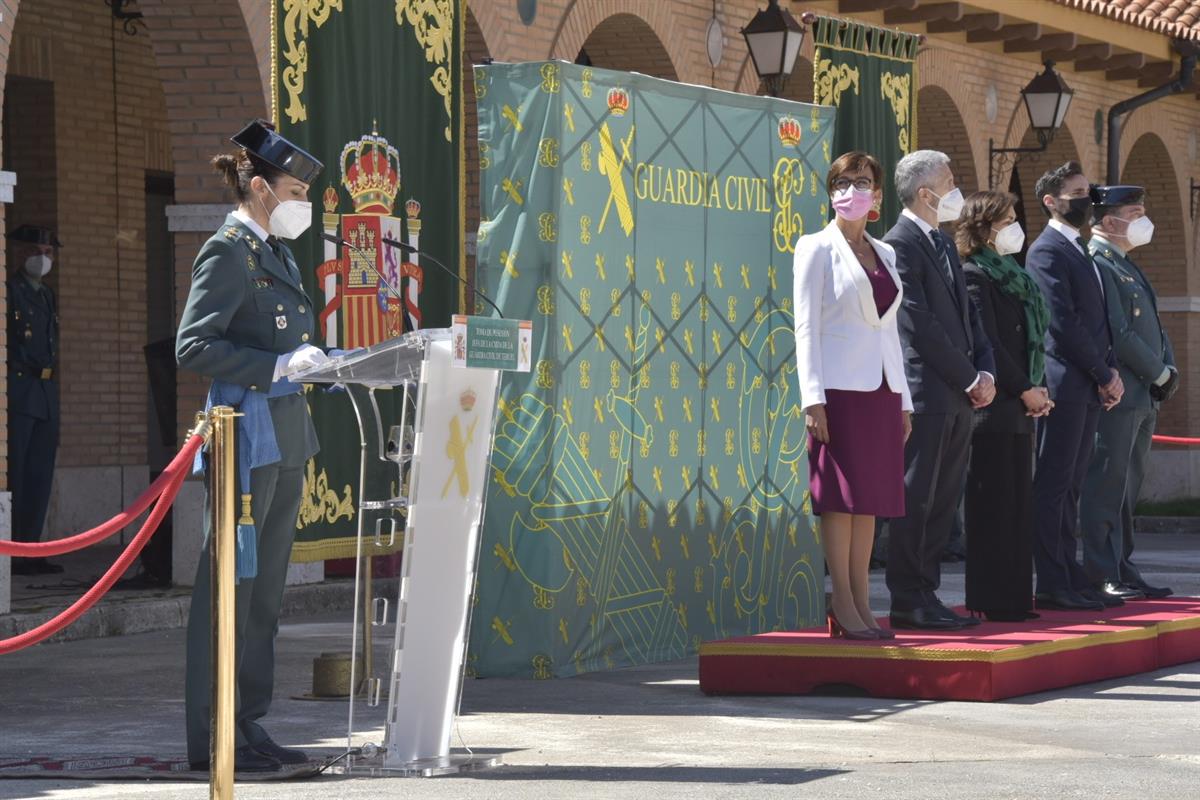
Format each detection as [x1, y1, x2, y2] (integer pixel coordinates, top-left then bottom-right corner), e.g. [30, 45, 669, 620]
[778, 116, 801, 147]
[340, 123, 402, 214]
[607, 87, 631, 116]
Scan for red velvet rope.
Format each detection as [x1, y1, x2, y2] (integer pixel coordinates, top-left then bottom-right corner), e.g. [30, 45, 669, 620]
[1152, 435, 1200, 445]
[0, 452, 192, 655]
[0, 435, 203, 557]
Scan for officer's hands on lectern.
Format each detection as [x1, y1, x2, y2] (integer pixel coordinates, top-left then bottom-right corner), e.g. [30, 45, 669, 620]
[274, 344, 330, 380]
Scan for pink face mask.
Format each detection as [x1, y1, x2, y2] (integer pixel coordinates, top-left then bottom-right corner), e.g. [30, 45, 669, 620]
[832, 187, 875, 221]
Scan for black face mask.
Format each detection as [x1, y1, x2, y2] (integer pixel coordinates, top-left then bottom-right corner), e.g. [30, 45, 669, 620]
[1059, 196, 1092, 229]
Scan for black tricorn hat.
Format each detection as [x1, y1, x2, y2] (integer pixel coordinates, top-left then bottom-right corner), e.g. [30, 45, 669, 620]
[231, 119, 324, 185]
[6, 224, 62, 247]
[1089, 184, 1146, 210]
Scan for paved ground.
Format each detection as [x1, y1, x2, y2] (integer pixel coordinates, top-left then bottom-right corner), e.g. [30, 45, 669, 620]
[0, 535, 1197, 799]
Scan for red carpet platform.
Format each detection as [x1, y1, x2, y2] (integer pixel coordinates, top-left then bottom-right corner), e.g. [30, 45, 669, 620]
[699, 597, 1200, 701]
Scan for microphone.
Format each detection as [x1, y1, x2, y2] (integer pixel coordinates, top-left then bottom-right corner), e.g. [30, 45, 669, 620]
[319, 231, 504, 319]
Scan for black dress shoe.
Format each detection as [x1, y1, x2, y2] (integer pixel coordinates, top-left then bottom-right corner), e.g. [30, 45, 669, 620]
[1035, 590, 1104, 611]
[1098, 581, 1144, 601]
[1079, 586, 1124, 608]
[928, 598, 980, 627]
[189, 744, 281, 773]
[1126, 580, 1173, 599]
[889, 607, 965, 630]
[35, 559, 65, 574]
[252, 738, 309, 765]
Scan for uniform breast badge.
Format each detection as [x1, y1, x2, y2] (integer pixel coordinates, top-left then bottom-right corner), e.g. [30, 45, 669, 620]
[276, 314, 289, 329]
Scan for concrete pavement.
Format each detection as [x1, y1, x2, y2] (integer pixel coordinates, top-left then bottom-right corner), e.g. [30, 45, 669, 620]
[0, 534, 1197, 799]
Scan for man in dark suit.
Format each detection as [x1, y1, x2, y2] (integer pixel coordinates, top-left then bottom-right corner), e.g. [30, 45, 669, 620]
[1026, 162, 1124, 612]
[7, 224, 65, 576]
[885, 150, 996, 630]
[1080, 185, 1176, 600]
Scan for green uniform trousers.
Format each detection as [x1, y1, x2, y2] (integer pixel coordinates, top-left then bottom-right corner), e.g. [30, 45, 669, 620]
[184, 462, 304, 764]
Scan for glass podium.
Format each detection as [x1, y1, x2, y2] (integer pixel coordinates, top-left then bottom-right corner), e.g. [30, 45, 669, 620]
[293, 329, 502, 775]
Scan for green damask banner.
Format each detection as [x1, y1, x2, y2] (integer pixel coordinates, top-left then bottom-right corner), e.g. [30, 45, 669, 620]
[271, 0, 463, 560]
[812, 17, 919, 237]
[468, 62, 835, 678]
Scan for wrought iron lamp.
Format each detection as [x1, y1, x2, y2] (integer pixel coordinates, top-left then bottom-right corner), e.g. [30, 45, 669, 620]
[988, 60, 1074, 188]
[741, 0, 810, 97]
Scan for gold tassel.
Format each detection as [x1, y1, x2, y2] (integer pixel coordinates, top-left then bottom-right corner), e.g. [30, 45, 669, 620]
[239, 493, 255, 526]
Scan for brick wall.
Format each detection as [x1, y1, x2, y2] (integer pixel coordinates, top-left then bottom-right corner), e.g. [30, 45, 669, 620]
[917, 84, 979, 198]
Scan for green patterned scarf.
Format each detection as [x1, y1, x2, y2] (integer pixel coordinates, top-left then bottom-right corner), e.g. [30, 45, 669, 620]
[970, 246, 1049, 385]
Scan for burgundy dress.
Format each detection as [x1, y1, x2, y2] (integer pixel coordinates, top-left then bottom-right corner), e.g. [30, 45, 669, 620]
[808, 256, 905, 517]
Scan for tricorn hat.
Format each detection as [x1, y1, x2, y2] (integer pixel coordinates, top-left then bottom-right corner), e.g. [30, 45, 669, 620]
[6, 224, 62, 247]
[1089, 184, 1146, 210]
[231, 119, 324, 185]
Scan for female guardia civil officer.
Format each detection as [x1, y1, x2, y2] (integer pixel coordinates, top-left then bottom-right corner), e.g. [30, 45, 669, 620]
[178, 120, 328, 773]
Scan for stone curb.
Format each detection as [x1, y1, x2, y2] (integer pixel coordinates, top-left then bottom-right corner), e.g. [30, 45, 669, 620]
[1135, 516, 1200, 534]
[0, 578, 399, 646]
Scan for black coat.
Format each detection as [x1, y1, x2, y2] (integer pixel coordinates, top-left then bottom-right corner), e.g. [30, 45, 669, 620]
[962, 261, 1036, 434]
[884, 215, 996, 413]
[1024, 226, 1115, 406]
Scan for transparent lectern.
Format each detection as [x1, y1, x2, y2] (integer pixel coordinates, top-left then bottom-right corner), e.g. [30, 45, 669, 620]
[292, 329, 502, 775]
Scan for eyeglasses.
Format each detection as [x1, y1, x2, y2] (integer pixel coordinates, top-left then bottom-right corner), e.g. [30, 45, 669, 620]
[832, 177, 874, 192]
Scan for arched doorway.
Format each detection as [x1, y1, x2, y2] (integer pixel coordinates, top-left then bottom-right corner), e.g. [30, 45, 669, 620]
[575, 13, 679, 81]
[1, 0, 266, 590]
[1121, 132, 1189, 437]
[916, 85, 978, 197]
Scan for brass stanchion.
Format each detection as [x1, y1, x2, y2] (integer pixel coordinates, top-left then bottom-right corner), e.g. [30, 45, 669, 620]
[209, 406, 237, 800]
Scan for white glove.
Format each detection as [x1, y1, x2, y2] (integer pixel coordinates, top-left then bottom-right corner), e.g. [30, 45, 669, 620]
[274, 344, 329, 380]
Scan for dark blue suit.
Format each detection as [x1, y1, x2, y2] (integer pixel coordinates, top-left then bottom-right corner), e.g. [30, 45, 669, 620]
[1025, 224, 1116, 594]
[7, 275, 59, 545]
[884, 214, 996, 611]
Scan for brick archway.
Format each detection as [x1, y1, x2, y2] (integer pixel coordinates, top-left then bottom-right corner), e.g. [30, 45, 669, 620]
[916, 85, 978, 197]
[1120, 132, 1191, 438]
[551, 2, 682, 83]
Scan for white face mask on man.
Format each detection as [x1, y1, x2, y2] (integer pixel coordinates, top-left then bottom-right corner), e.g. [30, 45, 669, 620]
[926, 186, 965, 223]
[260, 184, 312, 240]
[23, 253, 52, 279]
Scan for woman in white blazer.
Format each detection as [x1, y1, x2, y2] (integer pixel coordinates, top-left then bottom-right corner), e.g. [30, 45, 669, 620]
[793, 151, 913, 640]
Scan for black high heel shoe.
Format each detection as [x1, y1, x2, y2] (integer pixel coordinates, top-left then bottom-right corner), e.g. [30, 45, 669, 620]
[828, 613, 879, 640]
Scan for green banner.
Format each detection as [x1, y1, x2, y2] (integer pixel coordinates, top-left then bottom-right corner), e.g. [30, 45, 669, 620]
[813, 17, 919, 237]
[468, 62, 835, 678]
[271, 1, 463, 561]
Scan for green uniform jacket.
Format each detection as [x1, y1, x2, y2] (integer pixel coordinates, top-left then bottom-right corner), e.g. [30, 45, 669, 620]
[176, 214, 319, 466]
[1088, 237, 1175, 410]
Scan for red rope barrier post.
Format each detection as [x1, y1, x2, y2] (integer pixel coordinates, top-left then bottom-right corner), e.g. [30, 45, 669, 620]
[209, 405, 237, 800]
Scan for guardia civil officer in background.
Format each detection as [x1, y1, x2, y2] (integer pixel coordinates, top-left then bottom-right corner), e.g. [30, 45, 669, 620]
[1079, 185, 1176, 601]
[178, 120, 329, 773]
[7, 224, 64, 576]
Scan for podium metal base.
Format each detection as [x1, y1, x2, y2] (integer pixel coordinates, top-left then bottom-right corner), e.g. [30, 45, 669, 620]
[341, 752, 501, 777]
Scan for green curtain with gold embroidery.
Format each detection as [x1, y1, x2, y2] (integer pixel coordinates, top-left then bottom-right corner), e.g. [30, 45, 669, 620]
[468, 62, 836, 678]
[812, 17, 919, 237]
[271, 1, 463, 561]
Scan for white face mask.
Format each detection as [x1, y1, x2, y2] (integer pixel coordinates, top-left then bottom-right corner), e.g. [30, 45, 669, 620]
[1119, 215, 1154, 249]
[23, 253, 52, 279]
[927, 186, 965, 223]
[991, 222, 1025, 256]
[262, 184, 312, 240]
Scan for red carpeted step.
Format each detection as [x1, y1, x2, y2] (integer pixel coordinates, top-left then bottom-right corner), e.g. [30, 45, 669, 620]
[698, 597, 1200, 701]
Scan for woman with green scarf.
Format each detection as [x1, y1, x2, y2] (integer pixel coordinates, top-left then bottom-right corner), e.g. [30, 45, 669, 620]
[957, 191, 1053, 622]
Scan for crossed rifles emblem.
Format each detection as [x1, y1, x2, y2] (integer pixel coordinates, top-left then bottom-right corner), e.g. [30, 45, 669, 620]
[442, 415, 479, 499]
[598, 122, 636, 237]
